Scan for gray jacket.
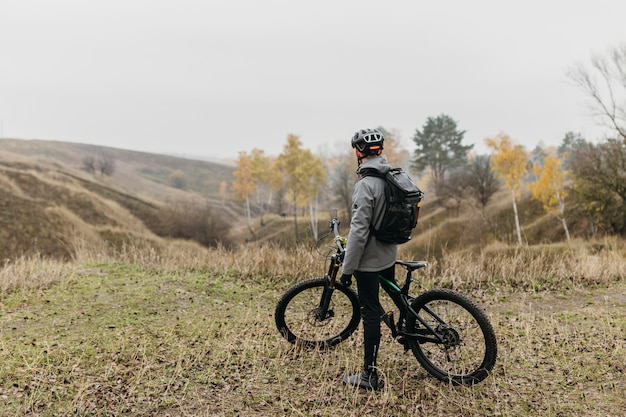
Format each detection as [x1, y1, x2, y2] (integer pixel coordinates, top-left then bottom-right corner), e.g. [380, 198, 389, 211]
[341, 155, 398, 275]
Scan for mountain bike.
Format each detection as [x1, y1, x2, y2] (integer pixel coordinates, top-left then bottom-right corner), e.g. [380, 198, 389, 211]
[274, 211, 497, 385]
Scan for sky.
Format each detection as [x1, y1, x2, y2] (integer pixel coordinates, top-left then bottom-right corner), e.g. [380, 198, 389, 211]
[1, 0, 625, 162]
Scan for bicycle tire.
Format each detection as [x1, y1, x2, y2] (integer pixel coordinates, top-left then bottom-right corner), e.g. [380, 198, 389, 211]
[275, 277, 361, 348]
[406, 288, 497, 385]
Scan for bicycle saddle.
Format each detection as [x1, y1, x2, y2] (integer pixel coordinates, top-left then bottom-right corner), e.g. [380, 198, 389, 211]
[395, 260, 428, 271]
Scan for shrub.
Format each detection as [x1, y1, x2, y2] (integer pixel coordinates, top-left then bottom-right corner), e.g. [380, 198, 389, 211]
[156, 197, 233, 248]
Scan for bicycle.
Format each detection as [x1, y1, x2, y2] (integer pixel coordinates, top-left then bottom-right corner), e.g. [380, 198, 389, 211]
[274, 211, 497, 385]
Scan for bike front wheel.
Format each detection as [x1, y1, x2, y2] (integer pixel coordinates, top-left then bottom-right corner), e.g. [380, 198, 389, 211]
[406, 288, 497, 385]
[275, 277, 361, 348]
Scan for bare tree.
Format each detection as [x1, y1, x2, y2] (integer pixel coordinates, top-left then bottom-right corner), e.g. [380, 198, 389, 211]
[567, 44, 626, 142]
[467, 154, 500, 215]
[81, 156, 97, 174]
[97, 156, 116, 177]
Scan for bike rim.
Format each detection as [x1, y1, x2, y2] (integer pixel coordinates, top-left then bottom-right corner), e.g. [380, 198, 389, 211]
[414, 298, 489, 380]
[281, 284, 358, 346]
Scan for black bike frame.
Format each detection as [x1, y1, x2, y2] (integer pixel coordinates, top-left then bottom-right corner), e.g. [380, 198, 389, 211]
[317, 213, 449, 346]
[379, 268, 448, 345]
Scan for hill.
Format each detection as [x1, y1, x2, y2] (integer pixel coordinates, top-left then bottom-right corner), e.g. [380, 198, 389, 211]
[0, 137, 603, 262]
[0, 138, 242, 261]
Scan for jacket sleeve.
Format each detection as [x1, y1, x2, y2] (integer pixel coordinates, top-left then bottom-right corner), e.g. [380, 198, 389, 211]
[341, 179, 375, 275]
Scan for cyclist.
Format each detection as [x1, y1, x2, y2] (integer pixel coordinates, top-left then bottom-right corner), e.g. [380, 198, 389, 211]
[340, 128, 398, 390]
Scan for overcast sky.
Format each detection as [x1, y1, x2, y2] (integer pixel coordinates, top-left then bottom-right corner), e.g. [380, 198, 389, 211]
[1, 0, 624, 161]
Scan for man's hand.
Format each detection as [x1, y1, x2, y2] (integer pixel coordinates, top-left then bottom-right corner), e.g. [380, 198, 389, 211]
[340, 273, 352, 286]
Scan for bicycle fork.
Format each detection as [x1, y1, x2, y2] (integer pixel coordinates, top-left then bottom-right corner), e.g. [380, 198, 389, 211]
[315, 253, 341, 321]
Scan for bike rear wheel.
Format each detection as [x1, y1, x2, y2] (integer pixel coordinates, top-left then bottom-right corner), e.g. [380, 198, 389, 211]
[275, 277, 361, 348]
[406, 288, 497, 385]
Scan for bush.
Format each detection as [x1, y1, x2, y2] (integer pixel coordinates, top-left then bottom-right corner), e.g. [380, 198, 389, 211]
[156, 198, 233, 248]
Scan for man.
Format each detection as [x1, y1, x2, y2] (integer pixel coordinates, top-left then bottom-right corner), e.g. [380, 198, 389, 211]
[340, 128, 398, 390]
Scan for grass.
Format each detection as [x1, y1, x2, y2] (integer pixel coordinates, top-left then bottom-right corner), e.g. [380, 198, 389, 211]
[1, 243, 625, 416]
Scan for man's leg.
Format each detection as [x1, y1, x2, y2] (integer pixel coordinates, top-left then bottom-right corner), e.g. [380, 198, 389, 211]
[343, 270, 384, 390]
[355, 270, 383, 371]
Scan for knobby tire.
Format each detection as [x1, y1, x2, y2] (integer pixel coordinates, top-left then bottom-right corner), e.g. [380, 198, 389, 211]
[406, 288, 497, 385]
[274, 277, 360, 349]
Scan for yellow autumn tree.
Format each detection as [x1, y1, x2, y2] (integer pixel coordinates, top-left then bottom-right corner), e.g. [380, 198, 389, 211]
[530, 153, 571, 241]
[486, 134, 529, 245]
[276, 134, 326, 242]
[231, 151, 256, 233]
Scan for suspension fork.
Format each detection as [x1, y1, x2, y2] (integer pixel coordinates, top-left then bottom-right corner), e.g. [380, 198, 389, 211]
[315, 253, 341, 321]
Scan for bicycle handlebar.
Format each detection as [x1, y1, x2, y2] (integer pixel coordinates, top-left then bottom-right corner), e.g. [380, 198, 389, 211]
[329, 209, 346, 254]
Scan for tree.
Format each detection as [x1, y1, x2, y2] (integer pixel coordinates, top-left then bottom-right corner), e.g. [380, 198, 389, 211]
[276, 134, 326, 242]
[441, 166, 472, 217]
[82, 154, 114, 176]
[302, 155, 327, 240]
[529, 153, 571, 242]
[567, 43, 626, 143]
[466, 154, 500, 216]
[249, 148, 273, 225]
[486, 134, 529, 245]
[568, 138, 626, 236]
[231, 151, 256, 234]
[97, 156, 115, 177]
[169, 169, 186, 189]
[557, 131, 587, 169]
[377, 127, 409, 169]
[412, 114, 473, 195]
[157, 197, 232, 248]
[328, 149, 357, 219]
[268, 158, 286, 215]
[81, 156, 97, 174]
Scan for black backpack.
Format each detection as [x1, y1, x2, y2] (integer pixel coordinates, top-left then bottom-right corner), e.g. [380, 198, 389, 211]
[361, 167, 424, 244]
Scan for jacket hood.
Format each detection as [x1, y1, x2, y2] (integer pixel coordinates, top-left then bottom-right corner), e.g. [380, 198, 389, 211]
[356, 155, 392, 176]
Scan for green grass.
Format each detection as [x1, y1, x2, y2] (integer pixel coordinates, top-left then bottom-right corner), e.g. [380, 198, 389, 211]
[1, 245, 625, 416]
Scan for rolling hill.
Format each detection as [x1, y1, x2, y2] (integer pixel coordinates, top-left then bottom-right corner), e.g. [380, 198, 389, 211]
[0, 138, 242, 261]
[0, 137, 591, 263]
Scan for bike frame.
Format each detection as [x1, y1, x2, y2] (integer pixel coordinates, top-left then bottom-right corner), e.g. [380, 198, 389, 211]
[317, 215, 451, 347]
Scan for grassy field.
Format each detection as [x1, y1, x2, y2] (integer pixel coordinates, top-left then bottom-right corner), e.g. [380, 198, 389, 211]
[1, 243, 625, 416]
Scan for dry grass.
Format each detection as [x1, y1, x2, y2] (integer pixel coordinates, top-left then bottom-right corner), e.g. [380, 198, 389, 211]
[0, 255, 75, 293]
[0, 241, 625, 416]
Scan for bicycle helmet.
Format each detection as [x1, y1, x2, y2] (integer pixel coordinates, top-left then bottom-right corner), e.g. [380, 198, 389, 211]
[351, 128, 384, 155]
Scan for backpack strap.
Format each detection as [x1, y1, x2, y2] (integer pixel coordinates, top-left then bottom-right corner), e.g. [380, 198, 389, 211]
[358, 168, 390, 237]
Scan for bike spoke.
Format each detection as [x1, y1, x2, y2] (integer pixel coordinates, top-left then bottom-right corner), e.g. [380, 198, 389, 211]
[276, 278, 360, 347]
[420, 301, 485, 375]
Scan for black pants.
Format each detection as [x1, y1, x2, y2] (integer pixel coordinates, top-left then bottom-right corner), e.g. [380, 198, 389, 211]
[354, 265, 400, 371]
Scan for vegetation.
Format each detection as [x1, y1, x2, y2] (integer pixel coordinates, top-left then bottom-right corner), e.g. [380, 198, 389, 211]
[486, 134, 530, 246]
[567, 43, 626, 142]
[529, 154, 571, 241]
[411, 114, 473, 196]
[1, 40, 626, 415]
[568, 139, 626, 235]
[275, 134, 326, 242]
[0, 241, 624, 416]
